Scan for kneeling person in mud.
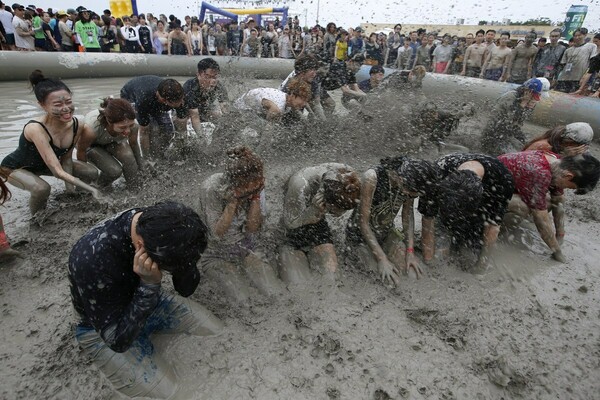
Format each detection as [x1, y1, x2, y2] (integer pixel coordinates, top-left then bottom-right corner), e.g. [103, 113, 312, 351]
[280, 54, 326, 120]
[199, 146, 284, 303]
[419, 153, 514, 271]
[68, 201, 223, 399]
[346, 157, 439, 285]
[76, 98, 145, 187]
[320, 53, 366, 112]
[498, 151, 600, 262]
[411, 101, 474, 152]
[280, 163, 361, 283]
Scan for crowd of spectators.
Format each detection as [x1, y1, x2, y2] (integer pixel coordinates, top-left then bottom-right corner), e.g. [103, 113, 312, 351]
[1, 2, 599, 97]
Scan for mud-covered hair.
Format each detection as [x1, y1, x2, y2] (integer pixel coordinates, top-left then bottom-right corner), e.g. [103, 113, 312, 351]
[29, 70, 71, 103]
[522, 126, 565, 153]
[157, 78, 184, 103]
[97, 97, 136, 128]
[0, 172, 11, 205]
[381, 156, 439, 196]
[559, 153, 600, 195]
[225, 145, 263, 183]
[322, 168, 361, 210]
[294, 54, 320, 74]
[137, 201, 208, 272]
[437, 170, 484, 245]
[286, 78, 312, 101]
[197, 58, 220, 73]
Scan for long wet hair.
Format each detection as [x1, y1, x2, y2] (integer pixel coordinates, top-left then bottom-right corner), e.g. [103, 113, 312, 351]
[0, 172, 11, 205]
[29, 70, 71, 103]
[286, 78, 312, 101]
[522, 126, 565, 153]
[225, 146, 263, 185]
[381, 156, 439, 197]
[322, 167, 361, 210]
[97, 97, 136, 128]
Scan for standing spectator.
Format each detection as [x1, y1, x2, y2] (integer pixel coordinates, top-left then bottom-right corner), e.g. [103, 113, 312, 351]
[226, 21, 240, 55]
[413, 36, 432, 70]
[481, 32, 512, 81]
[482, 29, 497, 62]
[334, 29, 348, 61]
[574, 34, 600, 95]
[292, 26, 303, 58]
[449, 37, 467, 75]
[0, 1, 16, 50]
[242, 28, 261, 57]
[278, 25, 293, 58]
[206, 27, 216, 55]
[153, 19, 168, 54]
[432, 34, 453, 73]
[57, 10, 73, 51]
[168, 22, 190, 56]
[555, 29, 595, 93]
[506, 32, 539, 84]
[12, 4, 34, 51]
[385, 30, 402, 67]
[533, 28, 566, 81]
[120, 16, 142, 53]
[349, 26, 364, 57]
[40, 11, 58, 50]
[75, 8, 101, 52]
[365, 32, 382, 65]
[461, 29, 486, 77]
[323, 22, 337, 61]
[396, 37, 413, 69]
[31, 6, 44, 50]
[301, 26, 322, 57]
[100, 15, 117, 53]
[187, 17, 203, 55]
[263, 23, 278, 57]
[214, 23, 226, 55]
[137, 14, 153, 54]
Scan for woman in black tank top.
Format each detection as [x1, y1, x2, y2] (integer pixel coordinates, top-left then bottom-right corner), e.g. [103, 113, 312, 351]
[346, 156, 439, 286]
[0, 70, 102, 214]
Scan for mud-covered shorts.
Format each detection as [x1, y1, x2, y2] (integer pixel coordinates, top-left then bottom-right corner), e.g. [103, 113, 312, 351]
[286, 219, 334, 249]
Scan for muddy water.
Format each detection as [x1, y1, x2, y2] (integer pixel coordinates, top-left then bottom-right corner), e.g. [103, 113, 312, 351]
[1, 75, 600, 400]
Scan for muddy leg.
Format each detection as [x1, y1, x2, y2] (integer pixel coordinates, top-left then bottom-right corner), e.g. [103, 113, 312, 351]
[279, 245, 312, 284]
[86, 146, 123, 185]
[354, 243, 380, 274]
[244, 252, 285, 297]
[307, 243, 338, 282]
[107, 142, 140, 184]
[6, 169, 51, 214]
[202, 258, 253, 304]
[0, 214, 22, 262]
[151, 293, 224, 336]
[71, 160, 101, 184]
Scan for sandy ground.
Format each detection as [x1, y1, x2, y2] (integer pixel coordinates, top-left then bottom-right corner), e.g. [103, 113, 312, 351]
[1, 77, 600, 400]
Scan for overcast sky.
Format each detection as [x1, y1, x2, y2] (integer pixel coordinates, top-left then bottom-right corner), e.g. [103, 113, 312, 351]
[31, 0, 600, 30]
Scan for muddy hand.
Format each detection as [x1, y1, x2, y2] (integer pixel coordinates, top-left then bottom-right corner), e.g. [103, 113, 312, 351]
[405, 253, 422, 279]
[133, 248, 162, 284]
[378, 259, 400, 286]
[311, 188, 327, 213]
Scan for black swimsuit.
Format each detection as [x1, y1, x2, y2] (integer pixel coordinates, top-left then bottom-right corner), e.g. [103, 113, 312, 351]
[1, 118, 78, 174]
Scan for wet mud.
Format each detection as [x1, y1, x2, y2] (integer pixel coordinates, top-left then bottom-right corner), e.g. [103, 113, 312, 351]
[1, 77, 600, 399]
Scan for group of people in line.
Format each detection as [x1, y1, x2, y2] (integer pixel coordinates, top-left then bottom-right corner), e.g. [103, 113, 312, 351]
[1, 50, 599, 398]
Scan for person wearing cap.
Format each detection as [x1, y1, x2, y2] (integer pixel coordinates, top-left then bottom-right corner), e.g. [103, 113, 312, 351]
[74, 8, 100, 52]
[349, 26, 364, 58]
[12, 3, 35, 51]
[358, 65, 385, 93]
[68, 201, 223, 399]
[480, 78, 543, 156]
[29, 6, 45, 50]
[321, 53, 367, 112]
[499, 151, 600, 263]
[0, 1, 17, 50]
[120, 76, 186, 158]
[280, 54, 325, 119]
[523, 122, 593, 156]
[55, 10, 73, 51]
[279, 163, 361, 284]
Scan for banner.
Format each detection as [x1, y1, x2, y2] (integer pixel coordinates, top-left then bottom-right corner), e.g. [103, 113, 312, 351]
[561, 5, 588, 40]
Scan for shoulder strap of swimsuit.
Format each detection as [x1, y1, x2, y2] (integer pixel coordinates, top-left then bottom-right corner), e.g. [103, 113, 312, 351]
[69, 117, 79, 150]
[24, 120, 53, 142]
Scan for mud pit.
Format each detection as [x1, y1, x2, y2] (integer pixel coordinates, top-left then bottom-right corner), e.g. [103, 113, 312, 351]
[1, 76, 600, 399]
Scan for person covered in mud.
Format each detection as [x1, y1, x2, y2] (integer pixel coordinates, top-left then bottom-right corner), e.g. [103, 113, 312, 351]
[76, 98, 144, 187]
[198, 146, 284, 303]
[280, 163, 361, 283]
[410, 101, 474, 151]
[68, 201, 223, 399]
[119, 75, 185, 158]
[506, 32, 539, 84]
[358, 65, 386, 94]
[378, 65, 427, 92]
[0, 175, 22, 262]
[419, 153, 515, 271]
[320, 53, 366, 111]
[480, 78, 543, 156]
[233, 79, 312, 122]
[175, 58, 229, 136]
[522, 122, 594, 157]
[346, 156, 439, 285]
[280, 54, 326, 120]
[498, 151, 600, 263]
[0, 70, 101, 215]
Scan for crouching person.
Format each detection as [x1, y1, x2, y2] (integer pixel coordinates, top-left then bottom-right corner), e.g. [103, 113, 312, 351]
[68, 201, 224, 399]
[199, 146, 284, 303]
[280, 163, 361, 284]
